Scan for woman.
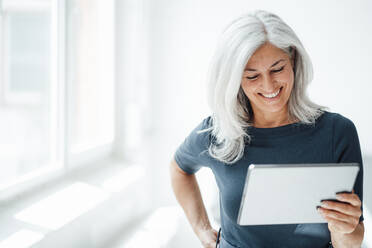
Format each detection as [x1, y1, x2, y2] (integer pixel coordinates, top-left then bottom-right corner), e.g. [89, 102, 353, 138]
[169, 10, 364, 248]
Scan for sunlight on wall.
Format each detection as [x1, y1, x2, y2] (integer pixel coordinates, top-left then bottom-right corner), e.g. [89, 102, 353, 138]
[0, 229, 44, 248]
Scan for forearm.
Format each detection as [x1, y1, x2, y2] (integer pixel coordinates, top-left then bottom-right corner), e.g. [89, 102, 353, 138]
[170, 161, 212, 236]
[331, 223, 364, 248]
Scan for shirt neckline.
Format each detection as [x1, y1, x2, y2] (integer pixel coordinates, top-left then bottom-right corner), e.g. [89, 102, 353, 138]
[246, 111, 327, 138]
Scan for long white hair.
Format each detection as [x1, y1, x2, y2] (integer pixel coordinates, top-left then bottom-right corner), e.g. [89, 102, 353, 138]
[202, 10, 328, 164]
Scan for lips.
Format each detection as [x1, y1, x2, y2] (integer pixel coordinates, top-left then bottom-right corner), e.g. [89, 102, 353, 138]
[258, 87, 283, 100]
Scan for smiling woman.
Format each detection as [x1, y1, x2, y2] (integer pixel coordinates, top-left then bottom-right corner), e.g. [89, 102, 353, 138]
[170, 9, 365, 248]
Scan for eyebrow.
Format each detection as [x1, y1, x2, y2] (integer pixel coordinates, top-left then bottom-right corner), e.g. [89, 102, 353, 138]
[244, 59, 285, 72]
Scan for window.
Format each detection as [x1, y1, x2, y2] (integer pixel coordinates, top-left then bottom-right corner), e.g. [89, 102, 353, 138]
[0, 0, 57, 191]
[0, 0, 115, 194]
[66, 0, 115, 156]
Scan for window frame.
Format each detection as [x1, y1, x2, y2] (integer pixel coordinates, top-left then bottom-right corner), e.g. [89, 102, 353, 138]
[0, 0, 117, 201]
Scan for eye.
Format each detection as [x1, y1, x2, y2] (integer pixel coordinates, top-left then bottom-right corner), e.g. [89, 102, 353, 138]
[245, 65, 285, 80]
[271, 65, 285, 73]
[246, 75, 258, 80]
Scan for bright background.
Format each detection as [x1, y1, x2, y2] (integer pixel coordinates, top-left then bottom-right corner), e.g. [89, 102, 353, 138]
[0, 0, 371, 247]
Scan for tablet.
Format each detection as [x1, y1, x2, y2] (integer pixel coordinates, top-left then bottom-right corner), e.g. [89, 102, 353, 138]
[237, 163, 360, 225]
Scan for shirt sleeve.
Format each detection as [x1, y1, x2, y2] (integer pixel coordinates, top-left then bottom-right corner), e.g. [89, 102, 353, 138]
[174, 116, 212, 174]
[333, 114, 364, 223]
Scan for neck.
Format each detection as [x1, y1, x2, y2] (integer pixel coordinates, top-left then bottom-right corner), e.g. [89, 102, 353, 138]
[252, 108, 295, 128]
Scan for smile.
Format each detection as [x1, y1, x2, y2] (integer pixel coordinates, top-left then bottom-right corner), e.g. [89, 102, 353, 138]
[259, 87, 283, 100]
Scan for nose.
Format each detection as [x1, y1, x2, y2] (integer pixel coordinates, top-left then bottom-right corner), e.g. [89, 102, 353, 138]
[260, 74, 277, 93]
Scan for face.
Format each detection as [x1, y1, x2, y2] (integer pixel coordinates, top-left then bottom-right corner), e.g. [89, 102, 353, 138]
[241, 42, 295, 119]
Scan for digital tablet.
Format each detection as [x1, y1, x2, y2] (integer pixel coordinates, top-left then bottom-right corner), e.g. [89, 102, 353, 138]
[237, 163, 360, 225]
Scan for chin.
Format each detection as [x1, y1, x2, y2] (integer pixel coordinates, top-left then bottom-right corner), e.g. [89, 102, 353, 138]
[265, 106, 287, 113]
[259, 100, 289, 113]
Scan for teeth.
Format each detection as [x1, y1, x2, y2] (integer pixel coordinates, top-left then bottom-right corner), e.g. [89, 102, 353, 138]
[262, 88, 281, 98]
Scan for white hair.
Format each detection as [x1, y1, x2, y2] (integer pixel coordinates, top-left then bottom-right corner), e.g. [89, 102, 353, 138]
[201, 10, 328, 164]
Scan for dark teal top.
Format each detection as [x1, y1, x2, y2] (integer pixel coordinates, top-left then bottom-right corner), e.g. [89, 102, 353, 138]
[174, 110, 364, 248]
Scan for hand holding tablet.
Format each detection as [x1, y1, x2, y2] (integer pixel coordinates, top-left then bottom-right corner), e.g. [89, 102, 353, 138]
[318, 189, 363, 234]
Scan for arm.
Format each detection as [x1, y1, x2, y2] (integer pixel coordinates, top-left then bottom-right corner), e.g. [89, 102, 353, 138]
[169, 158, 218, 247]
[326, 115, 365, 247]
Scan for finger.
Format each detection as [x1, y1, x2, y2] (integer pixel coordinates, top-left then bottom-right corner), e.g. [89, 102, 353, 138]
[336, 192, 362, 207]
[318, 207, 359, 226]
[320, 201, 362, 218]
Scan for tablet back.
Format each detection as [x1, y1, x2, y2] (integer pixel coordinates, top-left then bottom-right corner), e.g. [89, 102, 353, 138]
[237, 163, 360, 225]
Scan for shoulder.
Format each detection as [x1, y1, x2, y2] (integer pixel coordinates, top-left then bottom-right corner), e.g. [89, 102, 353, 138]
[322, 111, 360, 151]
[326, 112, 362, 163]
[320, 110, 356, 132]
[193, 116, 213, 143]
[191, 116, 213, 137]
[182, 116, 213, 148]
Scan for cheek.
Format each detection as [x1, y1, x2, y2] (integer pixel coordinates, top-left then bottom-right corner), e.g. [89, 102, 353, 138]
[241, 82, 256, 97]
[279, 71, 295, 96]
[277, 68, 294, 83]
